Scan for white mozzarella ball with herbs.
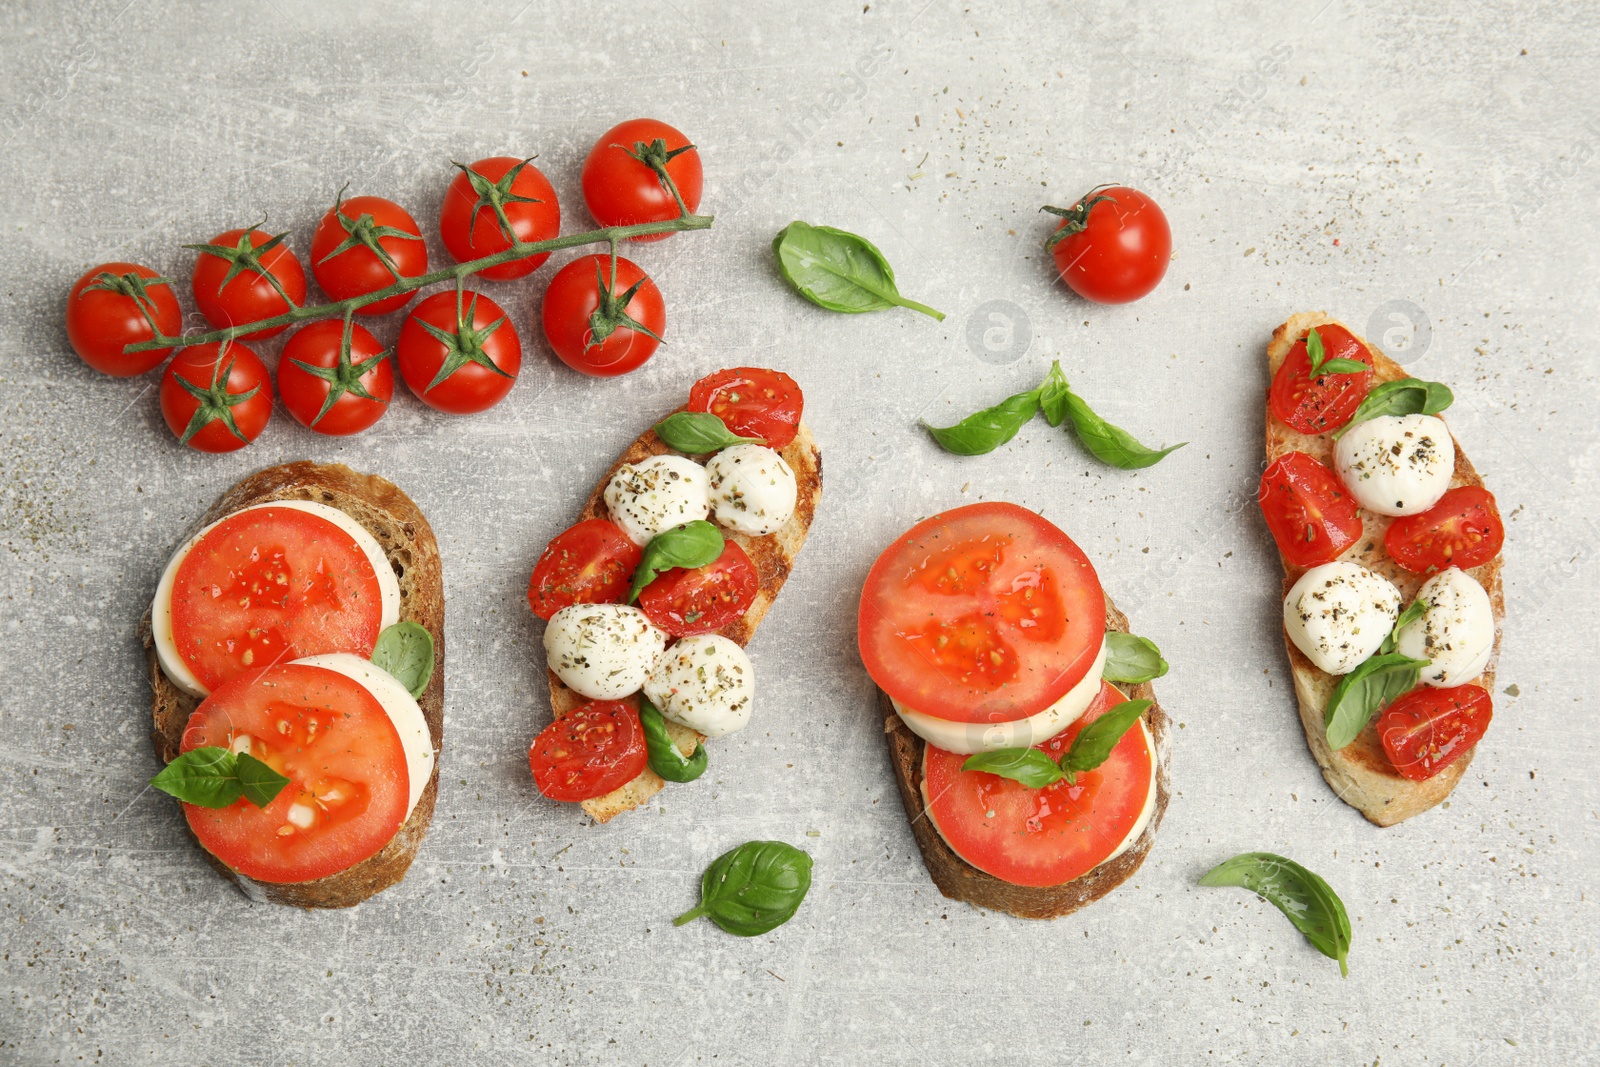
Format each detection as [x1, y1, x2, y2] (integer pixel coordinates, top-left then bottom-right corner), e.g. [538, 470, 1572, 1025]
[643, 635, 753, 738]
[1283, 561, 1402, 676]
[604, 455, 711, 547]
[703, 444, 798, 537]
[1334, 414, 1455, 516]
[1393, 567, 1495, 687]
[544, 604, 667, 700]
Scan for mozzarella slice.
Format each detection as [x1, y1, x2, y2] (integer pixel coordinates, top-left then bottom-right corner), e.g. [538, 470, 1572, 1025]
[1393, 567, 1494, 687]
[604, 455, 711, 547]
[1283, 561, 1402, 675]
[151, 500, 402, 699]
[544, 603, 667, 700]
[704, 444, 798, 537]
[892, 639, 1110, 754]
[294, 652, 433, 820]
[642, 634, 753, 738]
[1334, 413, 1454, 516]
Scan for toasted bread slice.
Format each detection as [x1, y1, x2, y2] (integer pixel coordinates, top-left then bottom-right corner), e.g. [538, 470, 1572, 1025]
[882, 595, 1172, 920]
[138, 462, 445, 907]
[545, 412, 822, 823]
[1266, 312, 1504, 826]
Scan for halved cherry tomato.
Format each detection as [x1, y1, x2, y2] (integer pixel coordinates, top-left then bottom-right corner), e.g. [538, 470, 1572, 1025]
[397, 290, 521, 414]
[159, 341, 273, 453]
[277, 319, 393, 436]
[1268, 323, 1374, 434]
[922, 682, 1154, 887]
[1047, 186, 1170, 305]
[170, 505, 387, 691]
[1377, 684, 1492, 781]
[1258, 451, 1363, 569]
[541, 253, 665, 377]
[858, 502, 1105, 724]
[310, 194, 427, 316]
[1384, 486, 1504, 573]
[65, 262, 182, 376]
[638, 540, 758, 636]
[438, 157, 561, 281]
[180, 662, 410, 883]
[190, 226, 307, 341]
[687, 367, 803, 449]
[581, 118, 703, 242]
[529, 700, 648, 801]
[527, 519, 643, 621]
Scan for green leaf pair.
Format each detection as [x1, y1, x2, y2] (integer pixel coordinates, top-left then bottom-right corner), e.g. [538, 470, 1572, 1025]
[960, 699, 1152, 789]
[639, 699, 708, 783]
[654, 411, 763, 454]
[627, 521, 724, 603]
[1334, 376, 1454, 438]
[1324, 598, 1430, 750]
[150, 746, 289, 810]
[1199, 852, 1352, 977]
[675, 840, 812, 936]
[772, 221, 944, 321]
[1303, 327, 1368, 378]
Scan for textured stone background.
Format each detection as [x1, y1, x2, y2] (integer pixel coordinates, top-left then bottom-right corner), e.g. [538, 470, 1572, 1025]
[2, 1, 1596, 1064]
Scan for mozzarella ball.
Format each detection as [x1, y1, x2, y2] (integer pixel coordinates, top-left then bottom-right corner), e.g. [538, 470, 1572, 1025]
[1334, 414, 1454, 516]
[642, 634, 753, 738]
[1283, 561, 1402, 675]
[1394, 567, 1494, 687]
[704, 444, 798, 537]
[544, 603, 667, 700]
[604, 454, 710, 546]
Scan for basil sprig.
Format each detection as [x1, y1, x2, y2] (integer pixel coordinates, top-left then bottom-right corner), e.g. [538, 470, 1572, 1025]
[627, 521, 724, 603]
[772, 221, 944, 321]
[150, 746, 290, 809]
[1303, 327, 1368, 377]
[372, 621, 435, 699]
[1103, 631, 1169, 684]
[639, 698, 708, 783]
[1380, 598, 1429, 656]
[655, 411, 763, 454]
[1323, 599, 1432, 750]
[674, 840, 813, 936]
[1334, 377, 1454, 438]
[961, 699, 1151, 788]
[1199, 852, 1352, 977]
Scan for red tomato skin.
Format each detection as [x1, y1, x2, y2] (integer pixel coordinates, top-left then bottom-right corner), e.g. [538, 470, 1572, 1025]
[397, 290, 521, 414]
[160, 342, 273, 453]
[638, 540, 759, 637]
[527, 519, 643, 620]
[190, 228, 307, 340]
[1258, 451, 1364, 569]
[1268, 323, 1375, 434]
[438, 157, 560, 281]
[1377, 684, 1493, 781]
[1384, 486, 1505, 574]
[529, 700, 649, 802]
[65, 262, 182, 376]
[310, 195, 427, 316]
[277, 320, 393, 436]
[581, 118, 703, 242]
[1049, 186, 1171, 304]
[687, 367, 804, 449]
[541, 254, 665, 377]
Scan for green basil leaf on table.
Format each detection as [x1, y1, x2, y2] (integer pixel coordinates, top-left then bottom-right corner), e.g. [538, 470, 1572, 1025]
[960, 747, 1066, 789]
[655, 411, 763, 453]
[1199, 851, 1352, 977]
[628, 520, 725, 603]
[923, 389, 1042, 456]
[1102, 631, 1169, 684]
[772, 221, 944, 321]
[639, 698, 708, 783]
[1335, 377, 1454, 437]
[150, 746, 289, 810]
[1061, 390, 1186, 470]
[1036, 361, 1071, 427]
[371, 620, 435, 699]
[674, 840, 813, 936]
[1059, 699, 1151, 777]
[1324, 652, 1430, 750]
[1380, 598, 1430, 656]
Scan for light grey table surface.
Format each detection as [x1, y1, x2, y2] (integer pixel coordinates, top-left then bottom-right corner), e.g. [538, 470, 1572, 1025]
[3, 1, 1596, 1064]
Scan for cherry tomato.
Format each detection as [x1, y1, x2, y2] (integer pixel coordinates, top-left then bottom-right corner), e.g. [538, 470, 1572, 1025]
[65, 262, 182, 376]
[1258, 451, 1364, 569]
[1268, 323, 1375, 434]
[1377, 684, 1493, 781]
[527, 519, 643, 621]
[1384, 486, 1505, 574]
[160, 341, 273, 453]
[581, 118, 703, 242]
[438, 157, 560, 281]
[1046, 185, 1171, 304]
[397, 290, 521, 414]
[189, 226, 307, 340]
[310, 194, 427, 316]
[529, 700, 648, 802]
[687, 367, 804, 449]
[541, 254, 665, 377]
[638, 540, 758, 637]
[277, 319, 393, 436]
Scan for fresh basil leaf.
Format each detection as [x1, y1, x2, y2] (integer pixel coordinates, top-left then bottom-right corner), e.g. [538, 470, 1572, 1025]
[1060, 699, 1151, 775]
[924, 389, 1041, 456]
[1061, 390, 1185, 469]
[674, 840, 813, 936]
[1103, 632, 1169, 684]
[1305, 327, 1326, 373]
[640, 698, 708, 783]
[655, 411, 763, 453]
[1199, 852, 1352, 977]
[1335, 377, 1455, 437]
[960, 747, 1066, 789]
[150, 747, 243, 808]
[372, 621, 435, 699]
[235, 752, 291, 808]
[628, 521, 724, 603]
[1037, 360, 1071, 427]
[1380, 598, 1430, 656]
[1324, 652, 1429, 750]
[1317, 358, 1369, 375]
[772, 221, 944, 320]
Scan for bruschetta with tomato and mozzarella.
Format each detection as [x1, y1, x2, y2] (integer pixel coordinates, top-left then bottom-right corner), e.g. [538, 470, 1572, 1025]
[525, 368, 821, 822]
[1260, 312, 1505, 826]
[139, 462, 443, 907]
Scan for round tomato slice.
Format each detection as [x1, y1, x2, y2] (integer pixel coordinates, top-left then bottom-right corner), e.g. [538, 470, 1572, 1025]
[638, 539, 758, 636]
[1376, 684, 1492, 781]
[170, 507, 386, 692]
[687, 367, 803, 449]
[180, 662, 409, 883]
[859, 502, 1105, 724]
[529, 700, 648, 802]
[527, 519, 643, 621]
[1258, 451, 1363, 568]
[922, 682, 1153, 888]
[1268, 323, 1375, 434]
[1384, 486, 1504, 573]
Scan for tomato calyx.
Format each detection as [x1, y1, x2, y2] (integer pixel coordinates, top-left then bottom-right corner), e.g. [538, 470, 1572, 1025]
[451, 157, 545, 250]
[171, 343, 265, 446]
[288, 313, 391, 428]
[413, 288, 514, 391]
[81, 269, 175, 331]
[183, 222, 302, 310]
[1040, 183, 1119, 250]
[585, 255, 665, 351]
[618, 137, 697, 215]
[315, 184, 424, 282]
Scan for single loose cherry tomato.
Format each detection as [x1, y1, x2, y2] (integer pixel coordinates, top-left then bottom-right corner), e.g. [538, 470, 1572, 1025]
[1268, 323, 1375, 434]
[638, 540, 758, 637]
[1258, 451, 1364, 569]
[65, 262, 182, 376]
[687, 367, 804, 449]
[160, 341, 273, 452]
[581, 118, 703, 242]
[277, 319, 393, 436]
[527, 519, 643, 621]
[189, 226, 307, 340]
[529, 700, 648, 802]
[397, 290, 521, 414]
[1377, 684, 1492, 781]
[438, 157, 560, 281]
[1046, 185, 1171, 304]
[1384, 486, 1505, 574]
[541, 253, 665, 377]
[310, 194, 427, 316]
